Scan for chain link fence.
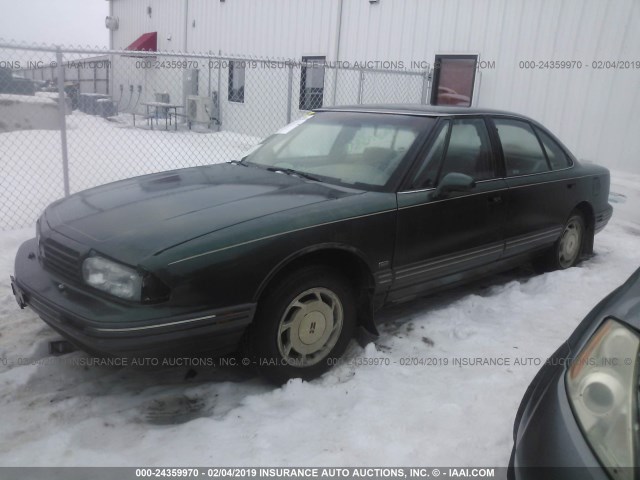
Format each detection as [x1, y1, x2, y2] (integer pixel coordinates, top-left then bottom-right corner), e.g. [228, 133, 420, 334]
[0, 42, 431, 231]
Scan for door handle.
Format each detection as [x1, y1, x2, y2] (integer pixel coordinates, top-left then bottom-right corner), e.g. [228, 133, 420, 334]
[566, 182, 576, 189]
[487, 194, 503, 205]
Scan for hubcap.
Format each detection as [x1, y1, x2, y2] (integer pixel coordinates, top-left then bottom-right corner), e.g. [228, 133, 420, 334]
[559, 218, 582, 268]
[277, 287, 344, 367]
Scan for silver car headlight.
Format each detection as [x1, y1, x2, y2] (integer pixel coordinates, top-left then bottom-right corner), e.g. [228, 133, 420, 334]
[82, 256, 142, 301]
[566, 319, 639, 479]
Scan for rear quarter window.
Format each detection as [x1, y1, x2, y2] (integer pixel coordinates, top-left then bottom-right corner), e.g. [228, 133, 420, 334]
[534, 127, 572, 170]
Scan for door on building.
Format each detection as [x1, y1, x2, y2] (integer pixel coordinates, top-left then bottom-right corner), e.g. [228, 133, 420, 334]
[430, 54, 478, 107]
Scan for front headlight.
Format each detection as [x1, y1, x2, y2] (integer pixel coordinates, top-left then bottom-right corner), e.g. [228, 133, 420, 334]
[566, 319, 639, 479]
[82, 256, 142, 301]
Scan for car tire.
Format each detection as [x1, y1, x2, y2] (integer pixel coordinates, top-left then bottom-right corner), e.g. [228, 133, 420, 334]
[249, 266, 356, 384]
[535, 212, 586, 271]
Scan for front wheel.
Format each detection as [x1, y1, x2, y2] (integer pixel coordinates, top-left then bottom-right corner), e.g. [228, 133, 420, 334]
[250, 266, 356, 384]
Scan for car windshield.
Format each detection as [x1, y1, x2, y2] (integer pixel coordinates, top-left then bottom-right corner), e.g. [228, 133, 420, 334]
[243, 111, 434, 189]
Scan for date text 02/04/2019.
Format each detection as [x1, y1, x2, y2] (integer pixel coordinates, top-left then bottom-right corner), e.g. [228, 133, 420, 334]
[518, 59, 640, 69]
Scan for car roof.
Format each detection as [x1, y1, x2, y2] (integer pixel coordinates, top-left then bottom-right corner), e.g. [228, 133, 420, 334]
[317, 104, 536, 121]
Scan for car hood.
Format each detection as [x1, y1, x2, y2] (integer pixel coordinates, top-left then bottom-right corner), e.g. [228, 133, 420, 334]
[45, 163, 362, 264]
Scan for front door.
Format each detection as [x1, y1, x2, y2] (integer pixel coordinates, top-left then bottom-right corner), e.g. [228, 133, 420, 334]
[389, 117, 508, 302]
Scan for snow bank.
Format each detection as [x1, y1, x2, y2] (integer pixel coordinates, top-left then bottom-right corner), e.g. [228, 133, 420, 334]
[0, 93, 60, 132]
[35, 91, 72, 115]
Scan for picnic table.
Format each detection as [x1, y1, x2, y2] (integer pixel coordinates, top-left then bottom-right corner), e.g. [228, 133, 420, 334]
[139, 101, 184, 130]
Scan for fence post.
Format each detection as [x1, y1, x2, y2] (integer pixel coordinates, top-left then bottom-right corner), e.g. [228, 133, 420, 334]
[216, 54, 222, 131]
[93, 63, 97, 93]
[331, 65, 338, 106]
[357, 69, 365, 104]
[286, 64, 293, 123]
[207, 51, 212, 97]
[420, 69, 430, 105]
[56, 47, 70, 197]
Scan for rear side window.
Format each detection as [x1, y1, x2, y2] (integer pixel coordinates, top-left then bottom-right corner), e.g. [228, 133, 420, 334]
[494, 119, 550, 176]
[439, 118, 495, 181]
[535, 127, 572, 170]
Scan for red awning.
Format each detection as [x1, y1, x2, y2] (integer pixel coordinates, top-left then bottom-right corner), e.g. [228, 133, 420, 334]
[125, 32, 157, 52]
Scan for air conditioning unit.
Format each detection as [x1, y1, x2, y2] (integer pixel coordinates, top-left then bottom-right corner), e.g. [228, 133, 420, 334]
[186, 95, 213, 124]
[105, 16, 119, 30]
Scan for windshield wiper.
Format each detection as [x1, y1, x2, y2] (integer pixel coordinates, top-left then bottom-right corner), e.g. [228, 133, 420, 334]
[228, 160, 248, 166]
[266, 167, 321, 182]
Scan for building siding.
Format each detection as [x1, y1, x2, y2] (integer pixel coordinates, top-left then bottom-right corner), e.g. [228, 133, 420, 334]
[110, 0, 640, 173]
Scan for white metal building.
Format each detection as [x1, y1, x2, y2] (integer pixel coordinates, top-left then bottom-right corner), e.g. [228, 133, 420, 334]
[106, 0, 640, 173]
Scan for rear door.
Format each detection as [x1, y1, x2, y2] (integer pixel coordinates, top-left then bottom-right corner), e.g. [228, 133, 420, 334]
[488, 117, 576, 259]
[390, 117, 508, 302]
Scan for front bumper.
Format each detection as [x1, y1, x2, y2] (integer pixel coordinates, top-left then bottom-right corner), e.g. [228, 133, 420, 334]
[11, 238, 255, 359]
[509, 344, 610, 480]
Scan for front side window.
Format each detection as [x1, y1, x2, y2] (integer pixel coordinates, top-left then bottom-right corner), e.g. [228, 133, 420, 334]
[228, 61, 245, 103]
[494, 119, 550, 176]
[245, 112, 433, 189]
[299, 56, 325, 110]
[439, 118, 495, 181]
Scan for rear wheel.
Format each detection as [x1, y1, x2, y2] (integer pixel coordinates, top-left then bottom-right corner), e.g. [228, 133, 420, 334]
[535, 213, 586, 271]
[250, 266, 356, 384]
[557, 215, 585, 268]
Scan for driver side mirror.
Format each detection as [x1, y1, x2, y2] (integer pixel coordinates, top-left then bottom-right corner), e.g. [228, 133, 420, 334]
[432, 172, 476, 199]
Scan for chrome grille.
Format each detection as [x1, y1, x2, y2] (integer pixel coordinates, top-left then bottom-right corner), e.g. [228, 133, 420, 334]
[42, 239, 81, 280]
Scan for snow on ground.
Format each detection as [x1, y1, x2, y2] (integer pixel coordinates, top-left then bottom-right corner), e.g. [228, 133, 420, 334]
[0, 154, 639, 466]
[1, 111, 259, 230]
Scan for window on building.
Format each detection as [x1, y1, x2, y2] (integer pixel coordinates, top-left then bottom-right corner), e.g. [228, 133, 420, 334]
[494, 119, 550, 176]
[430, 55, 478, 107]
[228, 61, 245, 103]
[299, 56, 325, 110]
